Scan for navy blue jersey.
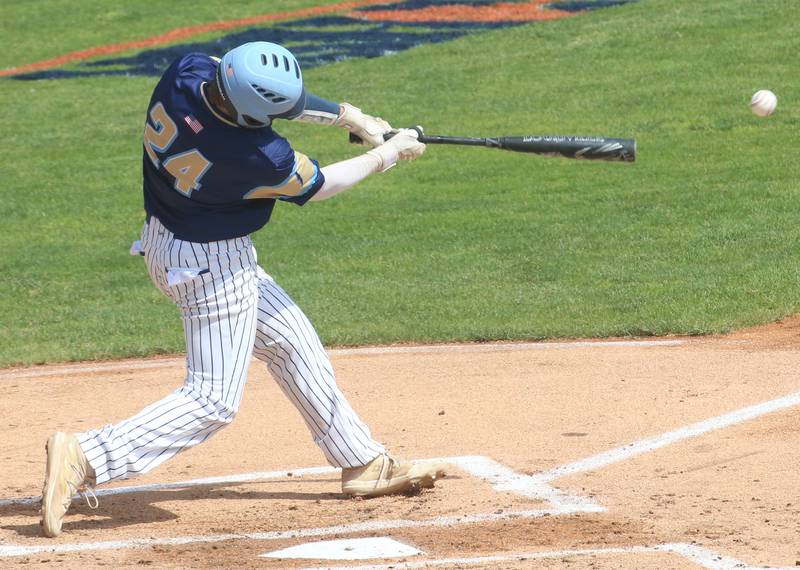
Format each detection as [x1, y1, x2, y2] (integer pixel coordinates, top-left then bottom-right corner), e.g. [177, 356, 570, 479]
[142, 53, 324, 242]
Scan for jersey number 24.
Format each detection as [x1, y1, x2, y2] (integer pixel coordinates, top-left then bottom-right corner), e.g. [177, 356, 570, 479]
[143, 102, 211, 197]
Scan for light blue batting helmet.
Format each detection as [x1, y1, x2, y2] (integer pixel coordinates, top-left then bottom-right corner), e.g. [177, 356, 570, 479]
[217, 41, 305, 128]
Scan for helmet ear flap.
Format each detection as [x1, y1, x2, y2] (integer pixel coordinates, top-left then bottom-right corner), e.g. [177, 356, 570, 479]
[212, 63, 241, 122]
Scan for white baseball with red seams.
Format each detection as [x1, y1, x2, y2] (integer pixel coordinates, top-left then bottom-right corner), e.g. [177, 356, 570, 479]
[750, 89, 777, 117]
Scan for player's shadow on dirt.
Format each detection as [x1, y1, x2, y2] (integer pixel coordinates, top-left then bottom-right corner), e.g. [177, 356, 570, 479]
[0, 481, 343, 537]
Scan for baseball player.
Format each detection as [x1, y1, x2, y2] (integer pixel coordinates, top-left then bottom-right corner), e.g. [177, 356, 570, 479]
[40, 41, 446, 538]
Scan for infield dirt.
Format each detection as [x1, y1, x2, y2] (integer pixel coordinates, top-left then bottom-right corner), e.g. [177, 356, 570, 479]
[1, 319, 799, 568]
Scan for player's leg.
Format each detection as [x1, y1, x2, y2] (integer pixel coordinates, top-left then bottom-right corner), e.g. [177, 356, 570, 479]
[41, 219, 259, 536]
[250, 268, 447, 497]
[78, 222, 259, 483]
[251, 267, 385, 468]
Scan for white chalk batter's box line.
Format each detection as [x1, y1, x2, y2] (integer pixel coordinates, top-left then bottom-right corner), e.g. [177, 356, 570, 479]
[0, 339, 690, 379]
[300, 543, 797, 570]
[2, 387, 799, 568]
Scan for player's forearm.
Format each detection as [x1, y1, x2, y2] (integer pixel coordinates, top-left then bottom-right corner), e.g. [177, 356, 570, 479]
[311, 153, 384, 201]
[292, 96, 392, 149]
[311, 129, 425, 201]
[292, 93, 342, 125]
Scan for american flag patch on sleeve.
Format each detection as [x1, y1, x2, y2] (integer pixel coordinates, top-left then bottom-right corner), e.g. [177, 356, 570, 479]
[184, 115, 204, 134]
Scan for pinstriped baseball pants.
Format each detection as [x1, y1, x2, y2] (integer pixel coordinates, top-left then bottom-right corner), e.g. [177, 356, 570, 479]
[77, 217, 384, 485]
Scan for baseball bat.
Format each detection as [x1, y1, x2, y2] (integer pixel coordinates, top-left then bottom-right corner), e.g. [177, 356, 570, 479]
[349, 128, 636, 162]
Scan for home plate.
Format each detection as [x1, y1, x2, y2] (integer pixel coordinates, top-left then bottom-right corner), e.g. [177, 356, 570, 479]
[260, 537, 423, 560]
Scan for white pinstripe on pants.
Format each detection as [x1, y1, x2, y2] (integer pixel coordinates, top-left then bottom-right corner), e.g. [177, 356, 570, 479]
[77, 217, 384, 484]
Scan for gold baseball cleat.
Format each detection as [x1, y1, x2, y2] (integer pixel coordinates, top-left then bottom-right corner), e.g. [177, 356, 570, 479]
[40, 432, 96, 537]
[342, 454, 447, 498]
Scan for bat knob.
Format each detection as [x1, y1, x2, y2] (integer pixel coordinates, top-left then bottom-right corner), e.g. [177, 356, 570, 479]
[382, 126, 424, 141]
[355, 127, 425, 143]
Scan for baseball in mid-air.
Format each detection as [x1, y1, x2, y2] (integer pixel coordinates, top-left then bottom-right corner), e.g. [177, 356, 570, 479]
[750, 89, 777, 117]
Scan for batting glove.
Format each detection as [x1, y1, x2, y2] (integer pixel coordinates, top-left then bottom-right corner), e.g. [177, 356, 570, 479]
[336, 103, 393, 148]
[366, 129, 426, 171]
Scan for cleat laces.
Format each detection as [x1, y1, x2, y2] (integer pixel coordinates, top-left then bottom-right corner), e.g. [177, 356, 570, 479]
[81, 486, 99, 510]
[66, 462, 99, 510]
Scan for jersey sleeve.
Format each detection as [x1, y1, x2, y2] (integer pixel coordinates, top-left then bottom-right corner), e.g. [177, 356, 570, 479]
[278, 152, 325, 204]
[244, 148, 325, 205]
[175, 53, 217, 83]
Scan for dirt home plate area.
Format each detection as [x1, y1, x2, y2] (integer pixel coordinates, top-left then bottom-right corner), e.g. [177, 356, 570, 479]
[1, 321, 799, 569]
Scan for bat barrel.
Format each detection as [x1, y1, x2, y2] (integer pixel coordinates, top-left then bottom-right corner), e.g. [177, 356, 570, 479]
[497, 136, 636, 162]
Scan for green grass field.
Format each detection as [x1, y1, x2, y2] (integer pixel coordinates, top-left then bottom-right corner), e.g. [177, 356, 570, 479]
[1, 0, 798, 367]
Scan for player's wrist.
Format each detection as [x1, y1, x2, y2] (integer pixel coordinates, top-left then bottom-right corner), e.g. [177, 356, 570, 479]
[366, 144, 399, 172]
[336, 103, 393, 148]
[335, 103, 361, 129]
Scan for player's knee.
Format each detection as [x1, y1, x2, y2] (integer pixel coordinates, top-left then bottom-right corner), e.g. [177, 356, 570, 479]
[185, 388, 239, 425]
[274, 327, 321, 358]
[254, 323, 327, 367]
[274, 332, 301, 354]
[208, 396, 237, 423]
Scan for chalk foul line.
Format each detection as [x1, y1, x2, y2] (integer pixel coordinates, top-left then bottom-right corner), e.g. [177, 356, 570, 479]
[536, 389, 800, 483]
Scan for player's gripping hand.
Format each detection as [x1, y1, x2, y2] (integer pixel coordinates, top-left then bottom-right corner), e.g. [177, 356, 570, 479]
[387, 129, 426, 161]
[336, 103, 393, 148]
[366, 129, 426, 171]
